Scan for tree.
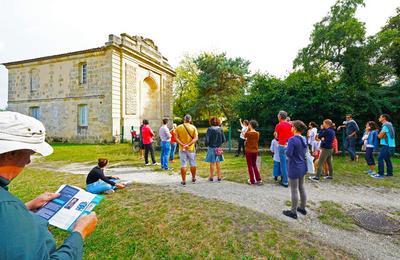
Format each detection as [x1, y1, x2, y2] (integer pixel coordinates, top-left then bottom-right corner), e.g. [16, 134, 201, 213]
[366, 7, 400, 83]
[173, 56, 200, 118]
[293, 0, 366, 80]
[194, 52, 250, 122]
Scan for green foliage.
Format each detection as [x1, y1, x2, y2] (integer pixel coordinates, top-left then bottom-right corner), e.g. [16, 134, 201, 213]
[294, 0, 366, 77]
[237, 0, 400, 139]
[173, 53, 250, 122]
[194, 52, 250, 121]
[173, 55, 200, 118]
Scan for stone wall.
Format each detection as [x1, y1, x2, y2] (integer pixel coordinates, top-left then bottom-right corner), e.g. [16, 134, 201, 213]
[7, 49, 114, 142]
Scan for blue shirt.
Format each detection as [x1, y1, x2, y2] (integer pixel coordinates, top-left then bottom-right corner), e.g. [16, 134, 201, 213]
[286, 136, 307, 179]
[0, 177, 83, 259]
[380, 125, 396, 147]
[318, 128, 335, 149]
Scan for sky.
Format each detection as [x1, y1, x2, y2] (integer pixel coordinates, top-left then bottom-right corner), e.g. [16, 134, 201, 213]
[0, 0, 399, 109]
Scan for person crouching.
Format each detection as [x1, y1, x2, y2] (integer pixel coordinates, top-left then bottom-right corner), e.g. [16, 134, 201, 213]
[86, 158, 125, 194]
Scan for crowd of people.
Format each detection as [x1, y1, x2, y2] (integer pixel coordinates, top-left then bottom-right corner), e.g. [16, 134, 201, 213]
[0, 110, 397, 258]
[125, 111, 397, 219]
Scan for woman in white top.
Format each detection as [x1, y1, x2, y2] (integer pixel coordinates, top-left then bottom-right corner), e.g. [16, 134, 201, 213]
[307, 122, 318, 152]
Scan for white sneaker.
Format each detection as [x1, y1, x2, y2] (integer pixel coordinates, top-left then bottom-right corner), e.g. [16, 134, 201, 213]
[152, 162, 160, 166]
[145, 163, 151, 166]
[104, 189, 115, 194]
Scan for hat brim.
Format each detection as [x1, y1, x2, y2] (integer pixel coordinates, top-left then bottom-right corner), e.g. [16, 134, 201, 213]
[0, 140, 54, 156]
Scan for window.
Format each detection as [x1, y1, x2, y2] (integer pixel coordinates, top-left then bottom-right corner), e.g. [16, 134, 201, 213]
[80, 63, 87, 84]
[30, 69, 39, 91]
[78, 105, 88, 127]
[30, 107, 40, 120]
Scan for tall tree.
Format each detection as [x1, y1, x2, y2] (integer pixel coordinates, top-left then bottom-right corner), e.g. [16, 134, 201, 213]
[173, 55, 200, 118]
[194, 52, 250, 121]
[293, 0, 366, 79]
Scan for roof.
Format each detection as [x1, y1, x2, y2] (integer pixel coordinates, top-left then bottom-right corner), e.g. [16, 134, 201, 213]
[2, 47, 107, 67]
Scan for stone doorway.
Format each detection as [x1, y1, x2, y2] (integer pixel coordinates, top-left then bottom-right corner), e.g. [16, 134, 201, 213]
[141, 76, 160, 127]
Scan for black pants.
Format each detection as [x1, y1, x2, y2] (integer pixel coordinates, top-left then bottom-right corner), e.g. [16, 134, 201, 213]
[237, 138, 245, 155]
[144, 143, 156, 164]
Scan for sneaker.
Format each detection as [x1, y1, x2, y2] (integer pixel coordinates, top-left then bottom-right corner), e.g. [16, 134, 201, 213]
[192, 178, 196, 183]
[145, 163, 151, 166]
[309, 176, 320, 181]
[152, 162, 159, 166]
[386, 173, 393, 177]
[208, 177, 213, 182]
[256, 181, 264, 186]
[369, 171, 377, 175]
[181, 181, 186, 186]
[297, 207, 307, 215]
[274, 176, 278, 182]
[323, 176, 333, 180]
[371, 174, 384, 179]
[103, 189, 115, 194]
[247, 179, 255, 185]
[282, 210, 298, 219]
[279, 181, 288, 188]
[217, 178, 222, 182]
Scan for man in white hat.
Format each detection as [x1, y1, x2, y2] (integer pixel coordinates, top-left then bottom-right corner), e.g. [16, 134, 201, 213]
[0, 111, 98, 259]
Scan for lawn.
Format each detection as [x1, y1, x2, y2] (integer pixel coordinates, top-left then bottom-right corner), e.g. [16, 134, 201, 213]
[10, 168, 351, 259]
[42, 143, 400, 189]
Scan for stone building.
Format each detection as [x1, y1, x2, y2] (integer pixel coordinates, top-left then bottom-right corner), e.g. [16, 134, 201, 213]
[3, 33, 175, 142]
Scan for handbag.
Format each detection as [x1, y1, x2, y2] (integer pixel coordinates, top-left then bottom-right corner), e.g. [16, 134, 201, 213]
[214, 147, 224, 156]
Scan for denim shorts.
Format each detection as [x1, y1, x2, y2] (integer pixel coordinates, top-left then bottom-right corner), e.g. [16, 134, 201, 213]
[179, 151, 197, 167]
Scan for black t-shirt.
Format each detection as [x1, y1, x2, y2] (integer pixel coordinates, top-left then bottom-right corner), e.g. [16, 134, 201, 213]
[318, 128, 336, 149]
[86, 166, 115, 185]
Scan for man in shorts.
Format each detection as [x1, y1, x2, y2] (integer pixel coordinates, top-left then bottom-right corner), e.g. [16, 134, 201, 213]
[175, 114, 198, 186]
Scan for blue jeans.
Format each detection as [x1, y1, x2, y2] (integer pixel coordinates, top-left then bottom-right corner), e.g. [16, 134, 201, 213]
[273, 160, 282, 177]
[86, 178, 119, 194]
[278, 146, 288, 185]
[378, 145, 393, 176]
[160, 141, 171, 169]
[345, 137, 356, 160]
[170, 142, 177, 161]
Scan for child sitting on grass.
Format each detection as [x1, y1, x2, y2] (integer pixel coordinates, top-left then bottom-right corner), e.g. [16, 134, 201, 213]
[283, 120, 308, 219]
[86, 158, 125, 194]
[270, 137, 281, 182]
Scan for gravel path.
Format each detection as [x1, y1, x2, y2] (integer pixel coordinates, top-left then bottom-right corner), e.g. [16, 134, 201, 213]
[36, 162, 400, 259]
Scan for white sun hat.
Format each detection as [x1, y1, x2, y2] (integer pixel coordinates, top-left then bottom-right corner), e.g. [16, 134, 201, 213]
[0, 111, 53, 156]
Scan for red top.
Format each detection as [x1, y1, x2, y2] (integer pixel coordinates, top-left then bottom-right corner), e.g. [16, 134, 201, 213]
[141, 125, 154, 144]
[275, 121, 293, 145]
[332, 137, 338, 153]
[170, 130, 176, 143]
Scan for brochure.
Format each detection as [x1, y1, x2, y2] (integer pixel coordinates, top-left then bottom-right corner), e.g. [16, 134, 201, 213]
[35, 184, 103, 231]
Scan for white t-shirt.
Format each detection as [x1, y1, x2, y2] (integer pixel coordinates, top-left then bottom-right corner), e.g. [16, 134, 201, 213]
[240, 126, 248, 140]
[312, 140, 321, 153]
[307, 128, 317, 146]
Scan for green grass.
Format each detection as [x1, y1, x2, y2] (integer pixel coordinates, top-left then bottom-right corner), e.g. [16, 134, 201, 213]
[43, 143, 400, 189]
[9, 168, 351, 259]
[317, 201, 357, 231]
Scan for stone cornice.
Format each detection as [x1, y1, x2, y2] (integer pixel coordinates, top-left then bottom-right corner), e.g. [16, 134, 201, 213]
[8, 95, 105, 103]
[2, 47, 107, 68]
